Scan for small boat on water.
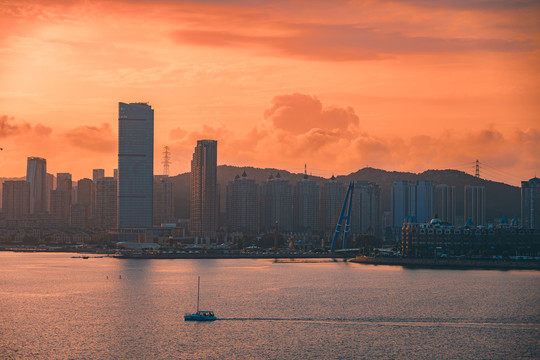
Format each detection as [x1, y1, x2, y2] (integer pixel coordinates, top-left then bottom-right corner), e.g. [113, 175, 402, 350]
[184, 276, 216, 321]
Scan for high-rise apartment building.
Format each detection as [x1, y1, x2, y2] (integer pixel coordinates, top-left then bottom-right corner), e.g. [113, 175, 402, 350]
[76, 178, 93, 226]
[118, 102, 154, 229]
[521, 177, 540, 229]
[260, 173, 292, 233]
[434, 184, 456, 225]
[392, 180, 411, 228]
[45, 173, 54, 212]
[190, 140, 218, 239]
[27, 157, 47, 214]
[153, 175, 174, 226]
[293, 174, 319, 233]
[226, 171, 259, 235]
[57, 173, 72, 192]
[464, 185, 485, 226]
[70, 203, 87, 228]
[95, 177, 117, 229]
[92, 169, 105, 222]
[50, 189, 71, 226]
[1, 181, 30, 219]
[414, 180, 434, 223]
[392, 180, 434, 228]
[351, 181, 380, 236]
[319, 175, 346, 236]
[50, 173, 72, 225]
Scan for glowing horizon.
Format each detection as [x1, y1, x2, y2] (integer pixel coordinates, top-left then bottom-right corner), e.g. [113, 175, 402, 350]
[1, 0, 539, 186]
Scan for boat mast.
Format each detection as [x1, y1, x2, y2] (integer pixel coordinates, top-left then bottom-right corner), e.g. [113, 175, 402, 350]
[197, 276, 200, 312]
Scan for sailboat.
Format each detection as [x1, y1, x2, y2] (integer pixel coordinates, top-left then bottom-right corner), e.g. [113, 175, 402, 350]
[184, 276, 216, 321]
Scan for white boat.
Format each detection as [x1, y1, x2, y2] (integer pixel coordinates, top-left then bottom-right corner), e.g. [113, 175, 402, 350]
[184, 276, 216, 321]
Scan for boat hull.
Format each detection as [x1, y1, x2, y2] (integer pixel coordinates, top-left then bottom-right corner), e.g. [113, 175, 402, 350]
[184, 314, 216, 321]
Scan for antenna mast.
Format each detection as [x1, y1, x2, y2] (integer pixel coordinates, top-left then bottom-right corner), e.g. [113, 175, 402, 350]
[162, 146, 171, 176]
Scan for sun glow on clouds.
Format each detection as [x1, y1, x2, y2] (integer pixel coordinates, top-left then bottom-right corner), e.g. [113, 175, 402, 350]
[0, 0, 539, 184]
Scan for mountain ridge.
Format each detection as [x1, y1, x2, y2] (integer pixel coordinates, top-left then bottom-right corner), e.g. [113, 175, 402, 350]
[170, 166, 521, 223]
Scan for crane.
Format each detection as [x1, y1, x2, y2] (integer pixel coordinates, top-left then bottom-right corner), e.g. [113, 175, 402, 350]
[331, 182, 354, 252]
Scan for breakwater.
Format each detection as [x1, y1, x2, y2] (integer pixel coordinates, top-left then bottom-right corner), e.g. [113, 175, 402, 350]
[351, 256, 540, 270]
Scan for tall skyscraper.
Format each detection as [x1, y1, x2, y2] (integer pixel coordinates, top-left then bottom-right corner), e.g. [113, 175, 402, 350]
[190, 140, 218, 239]
[226, 171, 259, 235]
[464, 185, 485, 226]
[293, 174, 319, 233]
[521, 177, 540, 229]
[26, 157, 47, 214]
[260, 173, 292, 233]
[351, 181, 380, 236]
[153, 175, 174, 226]
[434, 184, 456, 225]
[319, 175, 346, 236]
[118, 102, 154, 229]
[95, 177, 117, 229]
[1, 181, 30, 219]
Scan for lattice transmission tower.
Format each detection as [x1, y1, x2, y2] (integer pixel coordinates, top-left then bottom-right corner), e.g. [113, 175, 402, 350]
[162, 146, 171, 176]
[475, 159, 480, 178]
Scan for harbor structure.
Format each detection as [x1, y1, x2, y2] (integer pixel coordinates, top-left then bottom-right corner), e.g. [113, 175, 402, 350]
[319, 175, 346, 236]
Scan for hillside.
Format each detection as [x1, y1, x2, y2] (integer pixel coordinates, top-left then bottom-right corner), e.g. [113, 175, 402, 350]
[170, 166, 521, 222]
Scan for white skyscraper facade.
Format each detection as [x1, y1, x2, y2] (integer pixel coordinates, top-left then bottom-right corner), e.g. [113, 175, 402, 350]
[118, 102, 154, 228]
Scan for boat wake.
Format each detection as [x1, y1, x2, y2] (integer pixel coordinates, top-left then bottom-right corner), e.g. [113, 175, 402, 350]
[217, 318, 540, 329]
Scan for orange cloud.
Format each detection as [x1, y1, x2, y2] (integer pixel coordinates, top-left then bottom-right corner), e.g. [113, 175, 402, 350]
[64, 123, 116, 153]
[263, 93, 359, 135]
[167, 94, 539, 185]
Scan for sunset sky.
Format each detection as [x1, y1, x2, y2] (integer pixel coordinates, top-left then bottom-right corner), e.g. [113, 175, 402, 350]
[1, 0, 539, 185]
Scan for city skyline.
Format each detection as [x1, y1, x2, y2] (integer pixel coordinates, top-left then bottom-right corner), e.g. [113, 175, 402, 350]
[1, 1, 539, 185]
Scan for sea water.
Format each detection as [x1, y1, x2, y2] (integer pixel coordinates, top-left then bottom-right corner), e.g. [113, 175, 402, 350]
[1, 252, 539, 359]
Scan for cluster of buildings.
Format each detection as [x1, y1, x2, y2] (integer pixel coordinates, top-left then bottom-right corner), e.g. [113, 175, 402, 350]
[1, 101, 539, 252]
[397, 177, 540, 258]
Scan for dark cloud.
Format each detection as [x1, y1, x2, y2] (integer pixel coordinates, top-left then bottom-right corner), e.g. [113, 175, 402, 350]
[172, 23, 535, 61]
[0, 115, 31, 138]
[392, 0, 537, 10]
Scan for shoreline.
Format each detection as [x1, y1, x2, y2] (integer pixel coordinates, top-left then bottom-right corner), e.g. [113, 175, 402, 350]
[2, 249, 539, 270]
[350, 256, 540, 270]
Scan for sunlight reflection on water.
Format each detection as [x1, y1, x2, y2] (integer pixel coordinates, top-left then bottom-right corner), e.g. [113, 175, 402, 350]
[1, 252, 539, 359]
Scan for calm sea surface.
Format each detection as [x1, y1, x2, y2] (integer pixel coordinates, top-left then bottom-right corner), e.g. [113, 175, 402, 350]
[0, 252, 539, 359]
